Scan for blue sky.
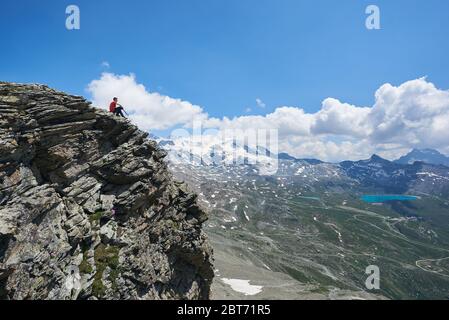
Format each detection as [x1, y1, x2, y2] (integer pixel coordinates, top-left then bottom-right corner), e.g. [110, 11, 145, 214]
[2, 0, 449, 116]
[2, 1, 449, 160]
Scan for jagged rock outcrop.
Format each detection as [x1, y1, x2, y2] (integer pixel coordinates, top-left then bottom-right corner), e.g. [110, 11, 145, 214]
[0, 82, 214, 300]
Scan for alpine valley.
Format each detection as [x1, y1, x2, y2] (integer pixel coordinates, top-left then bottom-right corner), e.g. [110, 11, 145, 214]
[159, 137, 449, 300]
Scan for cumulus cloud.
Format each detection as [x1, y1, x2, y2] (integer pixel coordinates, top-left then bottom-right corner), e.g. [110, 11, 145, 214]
[311, 98, 371, 138]
[87, 73, 209, 131]
[87, 73, 449, 162]
[204, 78, 449, 161]
[204, 107, 314, 137]
[368, 78, 449, 148]
[256, 98, 266, 109]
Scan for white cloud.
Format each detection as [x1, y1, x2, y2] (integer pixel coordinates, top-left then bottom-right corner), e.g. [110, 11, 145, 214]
[256, 98, 266, 108]
[311, 98, 371, 138]
[204, 107, 314, 137]
[203, 78, 449, 161]
[87, 73, 209, 131]
[368, 78, 449, 148]
[101, 61, 110, 68]
[87, 74, 449, 162]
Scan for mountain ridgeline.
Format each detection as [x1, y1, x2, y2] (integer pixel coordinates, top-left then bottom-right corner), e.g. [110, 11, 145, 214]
[161, 137, 449, 198]
[394, 148, 449, 167]
[2, 81, 449, 300]
[161, 138, 449, 299]
[0, 82, 214, 300]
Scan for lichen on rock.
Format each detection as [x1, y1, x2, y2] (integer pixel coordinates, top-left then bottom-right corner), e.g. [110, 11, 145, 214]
[0, 82, 214, 300]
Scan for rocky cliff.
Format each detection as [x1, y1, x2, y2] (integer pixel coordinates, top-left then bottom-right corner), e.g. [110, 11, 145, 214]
[0, 82, 214, 300]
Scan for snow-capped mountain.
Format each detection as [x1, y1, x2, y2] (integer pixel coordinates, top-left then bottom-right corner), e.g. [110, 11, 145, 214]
[156, 137, 449, 300]
[162, 143, 449, 300]
[158, 136, 279, 175]
[395, 148, 449, 167]
[340, 154, 421, 194]
[158, 137, 449, 196]
[340, 154, 449, 196]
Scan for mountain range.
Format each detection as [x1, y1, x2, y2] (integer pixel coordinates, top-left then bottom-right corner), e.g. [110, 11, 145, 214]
[2, 82, 449, 300]
[395, 148, 449, 167]
[158, 136, 449, 169]
[158, 137, 449, 299]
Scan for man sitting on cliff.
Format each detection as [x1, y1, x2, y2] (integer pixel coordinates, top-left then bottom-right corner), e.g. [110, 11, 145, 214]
[109, 97, 126, 118]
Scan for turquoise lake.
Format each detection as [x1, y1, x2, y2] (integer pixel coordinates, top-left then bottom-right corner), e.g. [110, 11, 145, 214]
[361, 195, 418, 203]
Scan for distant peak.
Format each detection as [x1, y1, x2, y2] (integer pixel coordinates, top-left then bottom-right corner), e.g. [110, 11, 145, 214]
[370, 154, 385, 161]
[414, 148, 440, 155]
[278, 152, 298, 161]
[395, 147, 449, 167]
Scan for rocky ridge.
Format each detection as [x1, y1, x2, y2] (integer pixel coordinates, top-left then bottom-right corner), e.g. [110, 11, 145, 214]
[0, 82, 214, 300]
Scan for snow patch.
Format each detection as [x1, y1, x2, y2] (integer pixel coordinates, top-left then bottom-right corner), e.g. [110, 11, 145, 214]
[221, 278, 263, 296]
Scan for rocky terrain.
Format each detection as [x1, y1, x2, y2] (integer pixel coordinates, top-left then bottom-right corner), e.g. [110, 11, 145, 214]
[0, 82, 214, 300]
[160, 137, 449, 299]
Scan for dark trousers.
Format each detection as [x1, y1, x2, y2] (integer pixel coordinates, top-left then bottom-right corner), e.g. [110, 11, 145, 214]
[114, 106, 125, 117]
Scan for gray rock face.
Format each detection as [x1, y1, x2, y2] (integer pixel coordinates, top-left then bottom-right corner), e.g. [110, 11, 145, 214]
[0, 82, 214, 300]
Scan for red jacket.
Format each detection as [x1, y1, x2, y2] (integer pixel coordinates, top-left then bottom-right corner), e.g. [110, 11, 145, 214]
[109, 101, 117, 113]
